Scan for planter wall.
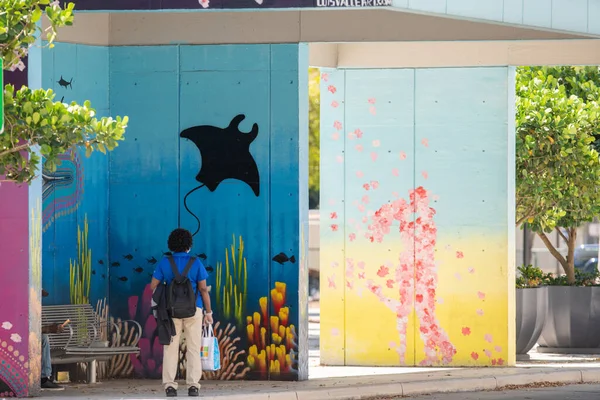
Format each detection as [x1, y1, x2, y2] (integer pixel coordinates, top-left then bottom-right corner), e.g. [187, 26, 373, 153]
[516, 287, 547, 355]
[538, 286, 600, 350]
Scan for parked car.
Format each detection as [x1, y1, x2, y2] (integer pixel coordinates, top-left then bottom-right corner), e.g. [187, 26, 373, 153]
[574, 244, 599, 274]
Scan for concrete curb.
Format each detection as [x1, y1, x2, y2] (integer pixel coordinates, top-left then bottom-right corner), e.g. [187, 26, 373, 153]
[205, 368, 600, 400]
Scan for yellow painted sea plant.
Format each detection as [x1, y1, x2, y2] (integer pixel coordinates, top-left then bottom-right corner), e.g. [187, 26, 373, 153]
[216, 235, 247, 327]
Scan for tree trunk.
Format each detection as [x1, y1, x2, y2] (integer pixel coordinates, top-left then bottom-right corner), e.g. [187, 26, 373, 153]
[537, 231, 569, 280]
[523, 225, 535, 266]
[565, 228, 577, 285]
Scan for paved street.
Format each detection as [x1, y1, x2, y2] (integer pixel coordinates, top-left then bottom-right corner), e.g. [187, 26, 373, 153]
[405, 384, 600, 399]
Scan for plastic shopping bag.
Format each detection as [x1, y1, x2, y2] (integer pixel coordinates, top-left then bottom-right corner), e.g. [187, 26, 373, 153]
[201, 325, 221, 371]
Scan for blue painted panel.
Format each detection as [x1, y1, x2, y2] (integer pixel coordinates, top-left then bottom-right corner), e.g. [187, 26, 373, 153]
[552, 0, 588, 32]
[269, 45, 304, 379]
[51, 43, 79, 104]
[76, 46, 109, 110]
[110, 46, 178, 73]
[590, 0, 600, 34]
[503, 0, 523, 24]
[446, 0, 503, 21]
[108, 66, 179, 317]
[523, 0, 552, 28]
[179, 64, 271, 326]
[108, 71, 179, 183]
[180, 44, 271, 72]
[407, 0, 446, 13]
[414, 68, 509, 229]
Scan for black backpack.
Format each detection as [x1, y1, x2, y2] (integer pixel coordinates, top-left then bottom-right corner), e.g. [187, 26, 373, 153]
[166, 256, 197, 319]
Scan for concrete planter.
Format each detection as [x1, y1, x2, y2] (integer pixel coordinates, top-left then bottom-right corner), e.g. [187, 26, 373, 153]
[516, 287, 547, 356]
[538, 286, 600, 353]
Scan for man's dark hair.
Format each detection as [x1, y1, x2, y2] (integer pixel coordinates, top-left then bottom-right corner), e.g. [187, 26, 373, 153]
[168, 228, 193, 253]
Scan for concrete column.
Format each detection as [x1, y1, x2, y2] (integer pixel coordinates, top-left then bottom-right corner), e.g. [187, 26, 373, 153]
[320, 66, 516, 367]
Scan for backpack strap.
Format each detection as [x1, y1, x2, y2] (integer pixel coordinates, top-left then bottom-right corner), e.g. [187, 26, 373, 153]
[181, 257, 196, 278]
[167, 256, 181, 280]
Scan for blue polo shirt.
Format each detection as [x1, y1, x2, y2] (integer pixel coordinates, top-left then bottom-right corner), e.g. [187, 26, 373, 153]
[152, 252, 209, 309]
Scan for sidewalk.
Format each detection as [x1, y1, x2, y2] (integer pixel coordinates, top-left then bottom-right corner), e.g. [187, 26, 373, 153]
[42, 365, 600, 399]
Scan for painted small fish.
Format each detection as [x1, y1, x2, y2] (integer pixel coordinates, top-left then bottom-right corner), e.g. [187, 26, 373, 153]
[272, 252, 296, 265]
[205, 266, 214, 273]
[102, 274, 106, 279]
[92, 270, 96, 275]
[57, 76, 73, 89]
[123, 254, 133, 261]
[196, 253, 207, 260]
[111, 262, 120, 267]
[133, 267, 144, 273]
[98, 260, 104, 265]
[146, 256, 157, 265]
[118, 276, 128, 282]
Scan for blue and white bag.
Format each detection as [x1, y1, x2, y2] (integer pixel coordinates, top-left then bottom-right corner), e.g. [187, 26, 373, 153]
[201, 324, 221, 371]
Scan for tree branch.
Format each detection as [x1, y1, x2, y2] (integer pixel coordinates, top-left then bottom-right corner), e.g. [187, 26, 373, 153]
[555, 227, 569, 243]
[537, 231, 568, 268]
[0, 142, 32, 158]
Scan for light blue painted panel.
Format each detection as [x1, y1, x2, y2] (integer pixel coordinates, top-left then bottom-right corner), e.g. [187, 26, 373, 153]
[503, 0, 523, 24]
[590, 0, 600, 34]
[391, 0, 409, 8]
[414, 68, 509, 230]
[552, 0, 588, 32]
[180, 44, 270, 72]
[446, 0, 504, 21]
[414, 67, 508, 125]
[523, 0, 552, 28]
[343, 69, 416, 365]
[407, 0, 446, 14]
[110, 46, 178, 73]
[52, 43, 79, 104]
[41, 46, 54, 91]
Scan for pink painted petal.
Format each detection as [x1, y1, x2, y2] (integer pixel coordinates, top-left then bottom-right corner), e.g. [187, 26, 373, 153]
[399, 151, 407, 160]
[332, 132, 340, 140]
[369, 106, 376, 115]
[421, 138, 429, 147]
[331, 100, 339, 108]
[372, 140, 380, 147]
[392, 168, 399, 176]
[371, 152, 378, 162]
[321, 73, 329, 82]
[355, 144, 364, 152]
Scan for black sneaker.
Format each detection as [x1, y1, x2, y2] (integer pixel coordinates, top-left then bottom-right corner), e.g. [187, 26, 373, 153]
[166, 386, 177, 397]
[188, 386, 199, 397]
[41, 378, 64, 391]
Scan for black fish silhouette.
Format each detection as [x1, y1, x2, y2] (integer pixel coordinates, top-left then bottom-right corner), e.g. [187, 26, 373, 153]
[118, 276, 128, 282]
[180, 114, 260, 196]
[98, 260, 104, 265]
[60, 96, 64, 103]
[272, 252, 296, 265]
[133, 267, 144, 273]
[42, 289, 49, 298]
[163, 251, 173, 256]
[205, 266, 214, 273]
[92, 270, 96, 275]
[102, 274, 106, 279]
[147, 256, 157, 265]
[123, 254, 133, 261]
[196, 253, 207, 260]
[111, 262, 120, 267]
[57, 76, 72, 89]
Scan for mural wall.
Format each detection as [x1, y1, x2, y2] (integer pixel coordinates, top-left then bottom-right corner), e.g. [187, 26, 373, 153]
[39, 43, 309, 381]
[0, 65, 43, 398]
[319, 67, 515, 367]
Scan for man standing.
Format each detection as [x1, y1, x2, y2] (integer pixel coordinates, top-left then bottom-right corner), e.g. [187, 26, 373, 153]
[150, 228, 213, 398]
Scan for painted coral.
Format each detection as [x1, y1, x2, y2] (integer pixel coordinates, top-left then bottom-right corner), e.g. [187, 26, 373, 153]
[246, 282, 297, 377]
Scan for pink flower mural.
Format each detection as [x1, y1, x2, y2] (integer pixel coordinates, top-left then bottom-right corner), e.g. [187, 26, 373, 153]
[346, 186, 456, 366]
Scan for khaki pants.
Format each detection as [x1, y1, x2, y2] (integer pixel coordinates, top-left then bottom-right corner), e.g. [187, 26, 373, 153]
[163, 307, 204, 390]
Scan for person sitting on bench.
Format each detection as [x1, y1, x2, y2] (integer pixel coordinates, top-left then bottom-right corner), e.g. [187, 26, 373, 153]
[41, 288, 64, 391]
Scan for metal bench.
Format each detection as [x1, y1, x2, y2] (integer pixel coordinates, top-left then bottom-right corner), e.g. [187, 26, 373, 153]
[42, 304, 142, 383]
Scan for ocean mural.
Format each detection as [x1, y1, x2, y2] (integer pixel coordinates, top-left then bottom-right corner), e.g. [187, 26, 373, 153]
[319, 67, 514, 367]
[37, 42, 308, 381]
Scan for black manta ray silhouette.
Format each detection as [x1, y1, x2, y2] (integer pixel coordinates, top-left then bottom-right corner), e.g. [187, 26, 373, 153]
[180, 114, 260, 236]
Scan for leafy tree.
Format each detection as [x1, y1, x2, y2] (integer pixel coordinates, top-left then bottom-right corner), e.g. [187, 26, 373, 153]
[516, 66, 600, 284]
[1, 0, 127, 183]
[308, 67, 320, 209]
